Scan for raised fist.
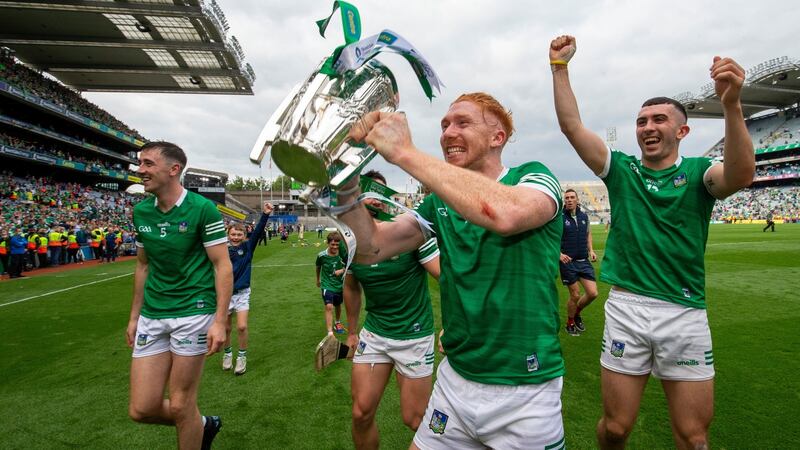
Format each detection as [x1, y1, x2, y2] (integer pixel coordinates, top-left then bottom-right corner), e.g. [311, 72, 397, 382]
[550, 35, 577, 63]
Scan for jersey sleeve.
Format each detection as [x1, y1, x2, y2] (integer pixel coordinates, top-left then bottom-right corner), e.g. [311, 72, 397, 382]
[132, 208, 145, 248]
[415, 237, 440, 264]
[200, 201, 227, 247]
[316, 253, 323, 268]
[516, 163, 563, 220]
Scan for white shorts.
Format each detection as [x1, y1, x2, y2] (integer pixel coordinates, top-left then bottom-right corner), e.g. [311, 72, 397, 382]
[600, 289, 715, 381]
[229, 287, 251, 313]
[413, 358, 564, 450]
[132, 314, 214, 358]
[353, 328, 435, 378]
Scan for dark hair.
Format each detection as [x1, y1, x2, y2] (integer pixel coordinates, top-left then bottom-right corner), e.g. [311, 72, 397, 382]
[641, 97, 687, 123]
[140, 141, 187, 170]
[564, 188, 577, 195]
[363, 170, 386, 185]
[326, 231, 342, 243]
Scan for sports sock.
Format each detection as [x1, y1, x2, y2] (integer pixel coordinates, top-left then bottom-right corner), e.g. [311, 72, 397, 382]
[567, 318, 575, 326]
[201, 416, 207, 426]
[224, 346, 232, 354]
[238, 349, 247, 357]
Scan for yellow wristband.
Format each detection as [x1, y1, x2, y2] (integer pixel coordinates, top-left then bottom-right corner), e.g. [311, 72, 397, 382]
[550, 60, 568, 66]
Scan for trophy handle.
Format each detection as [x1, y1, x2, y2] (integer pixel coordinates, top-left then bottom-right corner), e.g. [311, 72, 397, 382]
[249, 82, 302, 165]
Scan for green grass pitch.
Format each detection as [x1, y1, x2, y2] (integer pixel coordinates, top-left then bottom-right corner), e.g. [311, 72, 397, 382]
[1, 224, 798, 449]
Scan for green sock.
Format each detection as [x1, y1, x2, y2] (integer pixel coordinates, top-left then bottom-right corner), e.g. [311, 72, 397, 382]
[224, 346, 232, 354]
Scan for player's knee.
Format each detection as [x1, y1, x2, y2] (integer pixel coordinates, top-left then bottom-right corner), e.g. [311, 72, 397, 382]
[673, 423, 709, 449]
[587, 288, 599, 301]
[351, 402, 377, 428]
[325, 303, 334, 312]
[599, 417, 632, 444]
[129, 402, 156, 423]
[167, 395, 195, 421]
[402, 409, 424, 431]
[237, 323, 248, 334]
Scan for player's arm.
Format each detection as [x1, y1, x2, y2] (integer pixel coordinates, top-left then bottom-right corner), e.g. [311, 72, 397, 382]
[587, 224, 597, 262]
[205, 243, 233, 355]
[315, 262, 322, 287]
[343, 273, 362, 351]
[422, 254, 441, 281]
[345, 118, 557, 237]
[550, 35, 609, 176]
[126, 246, 148, 347]
[703, 56, 756, 199]
[247, 202, 273, 254]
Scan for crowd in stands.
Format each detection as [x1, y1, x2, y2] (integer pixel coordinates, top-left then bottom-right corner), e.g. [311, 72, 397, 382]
[711, 185, 800, 222]
[0, 54, 145, 141]
[0, 130, 128, 173]
[755, 162, 800, 178]
[0, 172, 140, 275]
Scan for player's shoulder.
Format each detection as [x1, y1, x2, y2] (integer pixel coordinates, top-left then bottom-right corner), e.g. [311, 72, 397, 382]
[509, 161, 558, 180]
[133, 195, 155, 212]
[316, 250, 328, 258]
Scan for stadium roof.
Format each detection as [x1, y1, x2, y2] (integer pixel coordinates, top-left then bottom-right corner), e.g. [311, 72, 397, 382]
[675, 56, 800, 119]
[0, 0, 255, 95]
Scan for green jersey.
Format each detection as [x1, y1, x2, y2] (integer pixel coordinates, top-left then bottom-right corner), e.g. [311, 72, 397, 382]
[416, 163, 564, 385]
[133, 189, 227, 319]
[600, 150, 716, 308]
[316, 250, 345, 293]
[348, 238, 438, 340]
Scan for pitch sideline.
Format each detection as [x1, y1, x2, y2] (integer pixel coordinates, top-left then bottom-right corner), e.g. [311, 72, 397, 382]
[0, 272, 133, 308]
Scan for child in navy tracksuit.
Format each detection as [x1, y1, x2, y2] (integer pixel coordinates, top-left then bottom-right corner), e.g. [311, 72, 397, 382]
[222, 202, 273, 375]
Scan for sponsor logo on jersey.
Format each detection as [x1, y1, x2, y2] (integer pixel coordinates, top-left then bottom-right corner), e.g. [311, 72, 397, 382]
[611, 340, 626, 358]
[237, 249, 244, 256]
[356, 340, 366, 356]
[676, 359, 699, 366]
[527, 353, 540, 372]
[179, 221, 188, 233]
[412, 322, 421, 332]
[136, 334, 149, 346]
[644, 178, 660, 192]
[429, 409, 449, 434]
[673, 173, 687, 188]
[137, 226, 152, 233]
[157, 222, 171, 228]
[196, 299, 205, 309]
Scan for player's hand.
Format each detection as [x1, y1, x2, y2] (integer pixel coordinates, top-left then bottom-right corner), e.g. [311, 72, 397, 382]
[125, 317, 138, 348]
[590, 250, 597, 262]
[263, 202, 274, 215]
[560, 253, 572, 264]
[346, 333, 359, 359]
[334, 269, 345, 277]
[438, 329, 446, 355]
[550, 35, 576, 63]
[349, 111, 416, 165]
[205, 320, 226, 356]
[710, 56, 745, 107]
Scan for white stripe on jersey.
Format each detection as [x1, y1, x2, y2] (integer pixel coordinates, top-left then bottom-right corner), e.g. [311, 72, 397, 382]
[205, 221, 224, 230]
[203, 236, 228, 247]
[519, 173, 561, 197]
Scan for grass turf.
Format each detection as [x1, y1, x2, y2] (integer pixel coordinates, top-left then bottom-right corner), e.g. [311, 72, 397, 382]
[0, 224, 797, 449]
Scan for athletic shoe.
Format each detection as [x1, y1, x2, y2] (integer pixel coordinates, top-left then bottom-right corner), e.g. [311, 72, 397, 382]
[234, 356, 247, 375]
[334, 321, 346, 334]
[574, 315, 586, 332]
[201, 415, 222, 450]
[315, 334, 341, 372]
[566, 323, 580, 336]
[222, 352, 232, 371]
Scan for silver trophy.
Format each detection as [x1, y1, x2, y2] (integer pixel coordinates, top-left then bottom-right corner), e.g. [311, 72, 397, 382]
[249, 58, 399, 195]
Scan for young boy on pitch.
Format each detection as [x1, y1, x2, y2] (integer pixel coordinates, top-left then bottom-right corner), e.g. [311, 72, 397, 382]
[222, 201, 273, 375]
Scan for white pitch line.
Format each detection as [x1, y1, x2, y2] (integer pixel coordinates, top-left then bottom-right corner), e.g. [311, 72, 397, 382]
[0, 272, 133, 308]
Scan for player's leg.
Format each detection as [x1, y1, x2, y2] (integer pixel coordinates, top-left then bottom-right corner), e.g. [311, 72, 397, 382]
[596, 368, 649, 449]
[222, 313, 233, 371]
[661, 379, 714, 450]
[351, 362, 393, 449]
[234, 309, 249, 375]
[325, 303, 334, 334]
[574, 273, 599, 332]
[129, 351, 173, 425]
[168, 354, 206, 449]
[396, 374, 432, 431]
[566, 282, 581, 335]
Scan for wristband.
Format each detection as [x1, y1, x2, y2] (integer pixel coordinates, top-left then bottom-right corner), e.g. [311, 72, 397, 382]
[550, 60, 568, 66]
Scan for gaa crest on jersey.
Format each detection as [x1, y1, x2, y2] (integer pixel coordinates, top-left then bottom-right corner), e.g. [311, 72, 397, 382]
[673, 173, 687, 188]
[136, 334, 149, 346]
[429, 409, 449, 434]
[610, 340, 626, 358]
[179, 221, 188, 233]
[527, 353, 540, 372]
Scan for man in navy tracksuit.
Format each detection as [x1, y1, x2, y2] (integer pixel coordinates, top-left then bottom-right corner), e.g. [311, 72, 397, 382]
[559, 189, 598, 336]
[222, 202, 273, 375]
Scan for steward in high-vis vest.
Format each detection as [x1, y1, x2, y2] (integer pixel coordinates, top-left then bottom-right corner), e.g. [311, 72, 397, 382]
[91, 227, 104, 260]
[48, 228, 62, 267]
[37, 234, 49, 268]
[67, 231, 80, 264]
[0, 231, 9, 274]
[27, 229, 39, 269]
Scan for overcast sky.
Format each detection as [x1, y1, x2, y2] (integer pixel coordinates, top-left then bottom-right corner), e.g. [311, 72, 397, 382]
[85, 0, 799, 192]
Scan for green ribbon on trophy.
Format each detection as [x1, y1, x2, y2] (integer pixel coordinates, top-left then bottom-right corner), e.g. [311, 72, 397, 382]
[316, 2, 443, 100]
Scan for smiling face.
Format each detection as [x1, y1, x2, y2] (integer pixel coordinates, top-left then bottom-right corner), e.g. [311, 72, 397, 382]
[136, 148, 182, 194]
[228, 227, 245, 246]
[439, 101, 506, 172]
[635, 103, 690, 169]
